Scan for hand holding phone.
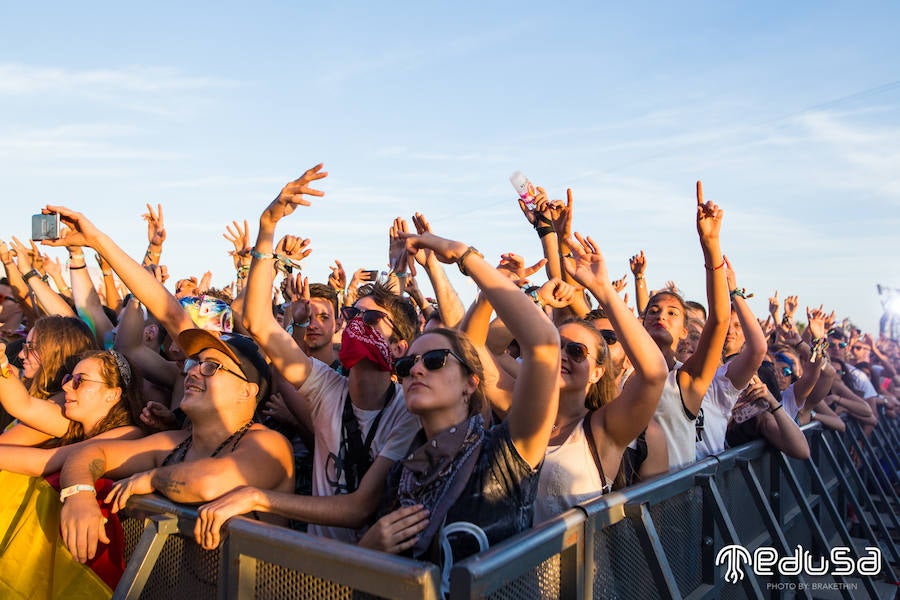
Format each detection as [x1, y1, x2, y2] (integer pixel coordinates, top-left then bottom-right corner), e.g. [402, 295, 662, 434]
[32, 213, 60, 241]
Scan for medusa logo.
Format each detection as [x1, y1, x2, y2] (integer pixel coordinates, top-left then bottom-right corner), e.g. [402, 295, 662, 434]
[716, 545, 752, 583]
[716, 544, 881, 583]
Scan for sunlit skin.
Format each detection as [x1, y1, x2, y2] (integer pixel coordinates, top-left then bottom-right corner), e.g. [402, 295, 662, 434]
[557, 323, 604, 396]
[18, 329, 40, 379]
[304, 297, 337, 353]
[61, 357, 121, 436]
[723, 312, 745, 357]
[181, 348, 254, 420]
[643, 296, 688, 360]
[353, 295, 406, 359]
[400, 333, 476, 439]
[676, 319, 703, 363]
[774, 359, 795, 392]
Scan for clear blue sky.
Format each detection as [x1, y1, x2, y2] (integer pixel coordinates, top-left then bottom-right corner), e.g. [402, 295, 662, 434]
[1, 2, 898, 333]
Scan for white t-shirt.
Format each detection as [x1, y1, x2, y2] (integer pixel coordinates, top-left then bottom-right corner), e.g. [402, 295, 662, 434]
[535, 418, 611, 523]
[299, 358, 420, 542]
[695, 364, 743, 460]
[653, 362, 696, 470]
[782, 384, 802, 419]
[844, 364, 878, 399]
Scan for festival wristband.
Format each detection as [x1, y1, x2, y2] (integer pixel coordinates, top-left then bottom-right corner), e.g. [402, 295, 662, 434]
[60, 484, 96, 502]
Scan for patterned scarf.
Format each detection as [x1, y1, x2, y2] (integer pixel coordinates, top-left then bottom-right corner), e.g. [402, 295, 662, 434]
[398, 414, 485, 558]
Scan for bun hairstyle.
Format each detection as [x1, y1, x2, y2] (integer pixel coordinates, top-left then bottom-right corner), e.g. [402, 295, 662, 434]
[415, 328, 486, 417]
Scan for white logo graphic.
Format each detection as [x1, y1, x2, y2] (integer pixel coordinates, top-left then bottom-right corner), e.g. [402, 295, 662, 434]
[715, 545, 881, 582]
[716, 545, 752, 583]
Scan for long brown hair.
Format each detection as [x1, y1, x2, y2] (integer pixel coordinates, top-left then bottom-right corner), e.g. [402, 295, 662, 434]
[26, 316, 97, 400]
[46, 350, 145, 447]
[560, 319, 616, 411]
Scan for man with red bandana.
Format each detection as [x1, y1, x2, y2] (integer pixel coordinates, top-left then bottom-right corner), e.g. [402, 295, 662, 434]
[192, 165, 420, 548]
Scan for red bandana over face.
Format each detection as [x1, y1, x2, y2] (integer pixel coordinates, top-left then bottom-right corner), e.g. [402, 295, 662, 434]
[338, 316, 393, 371]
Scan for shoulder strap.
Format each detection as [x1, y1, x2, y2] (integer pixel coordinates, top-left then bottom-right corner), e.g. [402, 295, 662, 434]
[581, 411, 610, 491]
[341, 384, 396, 492]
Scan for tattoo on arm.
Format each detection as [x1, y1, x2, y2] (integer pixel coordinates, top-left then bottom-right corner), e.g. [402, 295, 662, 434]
[88, 458, 106, 480]
[151, 470, 186, 497]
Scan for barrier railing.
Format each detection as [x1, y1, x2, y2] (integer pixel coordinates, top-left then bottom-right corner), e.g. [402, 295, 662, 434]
[116, 421, 898, 600]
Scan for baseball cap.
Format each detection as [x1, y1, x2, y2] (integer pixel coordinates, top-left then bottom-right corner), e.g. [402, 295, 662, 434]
[177, 329, 270, 401]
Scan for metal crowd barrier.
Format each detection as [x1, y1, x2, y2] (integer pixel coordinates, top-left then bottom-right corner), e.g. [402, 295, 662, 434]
[116, 421, 899, 600]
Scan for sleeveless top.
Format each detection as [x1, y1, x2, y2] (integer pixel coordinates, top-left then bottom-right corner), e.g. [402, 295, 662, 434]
[652, 362, 697, 469]
[161, 421, 254, 466]
[534, 414, 611, 523]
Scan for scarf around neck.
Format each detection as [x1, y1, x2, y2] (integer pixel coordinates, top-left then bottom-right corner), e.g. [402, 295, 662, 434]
[398, 413, 486, 558]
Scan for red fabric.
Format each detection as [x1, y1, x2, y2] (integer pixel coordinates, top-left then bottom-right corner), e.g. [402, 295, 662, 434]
[338, 317, 393, 371]
[46, 472, 126, 591]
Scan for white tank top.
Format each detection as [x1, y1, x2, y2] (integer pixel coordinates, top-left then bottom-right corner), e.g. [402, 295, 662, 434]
[534, 418, 611, 523]
[652, 361, 697, 469]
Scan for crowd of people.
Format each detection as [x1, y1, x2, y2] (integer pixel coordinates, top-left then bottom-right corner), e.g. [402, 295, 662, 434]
[0, 166, 897, 596]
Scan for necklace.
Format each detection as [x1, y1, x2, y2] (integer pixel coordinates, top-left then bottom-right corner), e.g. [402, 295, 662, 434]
[551, 413, 585, 434]
[210, 420, 255, 457]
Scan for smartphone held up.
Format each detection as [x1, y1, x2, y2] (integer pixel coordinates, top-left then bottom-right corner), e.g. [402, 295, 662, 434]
[31, 213, 60, 241]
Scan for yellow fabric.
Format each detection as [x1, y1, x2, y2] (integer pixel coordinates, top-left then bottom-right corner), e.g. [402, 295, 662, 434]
[0, 471, 111, 600]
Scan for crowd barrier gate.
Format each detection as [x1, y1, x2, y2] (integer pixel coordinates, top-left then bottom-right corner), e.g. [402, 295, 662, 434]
[115, 421, 899, 600]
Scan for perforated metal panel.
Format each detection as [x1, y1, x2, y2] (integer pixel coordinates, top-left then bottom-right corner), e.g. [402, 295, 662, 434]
[485, 553, 561, 600]
[592, 517, 661, 600]
[139, 534, 219, 600]
[718, 464, 768, 550]
[649, 487, 704, 596]
[253, 560, 388, 600]
[122, 516, 145, 563]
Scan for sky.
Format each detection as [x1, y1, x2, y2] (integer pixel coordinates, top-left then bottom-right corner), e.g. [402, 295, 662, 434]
[1, 2, 898, 334]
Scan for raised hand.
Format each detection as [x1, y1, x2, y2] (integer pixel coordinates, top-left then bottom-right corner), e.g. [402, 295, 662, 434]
[198, 271, 212, 294]
[806, 305, 827, 340]
[275, 234, 312, 267]
[388, 217, 414, 274]
[723, 255, 737, 291]
[348, 268, 377, 291]
[290, 275, 311, 326]
[768, 290, 780, 319]
[262, 163, 327, 226]
[410, 213, 435, 266]
[695, 181, 723, 241]
[629, 250, 646, 277]
[498, 253, 547, 286]
[41, 206, 104, 249]
[142, 203, 166, 246]
[29, 240, 45, 273]
[611, 275, 628, 293]
[0, 239, 12, 266]
[538, 278, 578, 308]
[10, 237, 34, 271]
[43, 254, 63, 281]
[783, 295, 799, 321]
[548, 188, 574, 239]
[327, 260, 346, 292]
[561, 232, 611, 293]
[144, 263, 169, 285]
[224, 220, 251, 268]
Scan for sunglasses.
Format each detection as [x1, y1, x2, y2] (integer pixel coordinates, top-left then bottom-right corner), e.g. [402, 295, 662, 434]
[781, 366, 793, 377]
[836, 341, 848, 349]
[23, 341, 38, 356]
[183, 358, 248, 382]
[341, 306, 395, 329]
[395, 348, 470, 379]
[62, 373, 106, 389]
[599, 329, 618, 345]
[562, 341, 592, 363]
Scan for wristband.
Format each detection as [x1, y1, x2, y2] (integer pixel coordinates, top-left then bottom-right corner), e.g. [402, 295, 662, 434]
[293, 319, 311, 328]
[0, 360, 12, 378]
[60, 484, 96, 502]
[102, 271, 113, 277]
[250, 249, 275, 260]
[457, 246, 483, 277]
[704, 259, 725, 271]
[634, 274, 645, 280]
[145, 249, 161, 258]
[523, 285, 544, 307]
[729, 288, 753, 300]
[769, 403, 783, 415]
[22, 269, 41, 283]
[69, 264, 87, 270]
[535, 226, 554, 238]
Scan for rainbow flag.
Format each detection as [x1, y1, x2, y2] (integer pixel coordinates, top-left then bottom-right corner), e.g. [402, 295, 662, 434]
[0, 471, 125, 599]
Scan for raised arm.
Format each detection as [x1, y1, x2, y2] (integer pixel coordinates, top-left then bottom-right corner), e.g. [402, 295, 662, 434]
[411, 213, 465, 328]
[403, 231, 561, 467]
[564, 234, 668, 447]
[141, 203, 166, 267]
[723, 256, 766, 389]
[241, 164, 327, 388]
[679, 182, 730, 414]
[42, 206, 194, 340]
[68, 251, 115, 347]
[0, 343, 72, 437]
[629, 250, 649, 315]
[10, 237, 75, 317]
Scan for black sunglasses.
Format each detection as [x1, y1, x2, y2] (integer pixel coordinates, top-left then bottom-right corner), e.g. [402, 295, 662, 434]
[598, 329, 618, 345]
[395, 349, 470, 379]
[183, 358, 248, 382]
[341, 306, 395, 329]
[562, 341, 592, 363]
[62, 373, 106, 390]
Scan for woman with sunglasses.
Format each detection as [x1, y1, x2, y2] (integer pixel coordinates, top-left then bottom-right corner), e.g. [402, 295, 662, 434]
[0, 349, 145, 467]
[357, 229, 560, 572]
[0, 315, 98, 446]
[532, 234, 667, 522]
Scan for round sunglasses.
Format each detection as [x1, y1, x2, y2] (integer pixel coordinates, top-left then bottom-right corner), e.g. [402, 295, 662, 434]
[183, 358, 248, 382]
[395, 348, 471, 379]
[62, 373, 106, 389]
[341, 306, 395, 330]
